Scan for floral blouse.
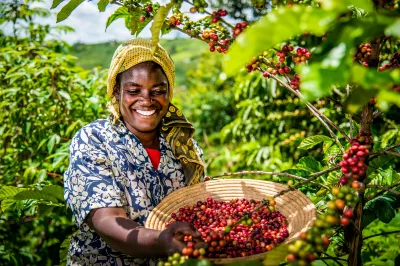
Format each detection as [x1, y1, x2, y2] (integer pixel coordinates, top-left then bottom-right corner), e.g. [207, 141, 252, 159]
[64, 117, 203, 266]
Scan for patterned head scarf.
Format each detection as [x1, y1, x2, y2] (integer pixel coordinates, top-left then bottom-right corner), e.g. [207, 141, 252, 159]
[107, 38, 204, 185]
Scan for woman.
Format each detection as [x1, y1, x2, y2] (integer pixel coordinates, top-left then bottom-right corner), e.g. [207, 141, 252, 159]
[64, 38, 205, 265]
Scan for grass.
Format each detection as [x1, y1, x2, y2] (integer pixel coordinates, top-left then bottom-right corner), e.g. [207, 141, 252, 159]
[71, 38, 207, 87]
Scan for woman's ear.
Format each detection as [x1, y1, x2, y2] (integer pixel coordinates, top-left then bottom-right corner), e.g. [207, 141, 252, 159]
[113, 85, 120, 101]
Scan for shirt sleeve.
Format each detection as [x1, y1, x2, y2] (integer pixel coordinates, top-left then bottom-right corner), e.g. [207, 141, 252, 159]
[64, 125, 123, 227]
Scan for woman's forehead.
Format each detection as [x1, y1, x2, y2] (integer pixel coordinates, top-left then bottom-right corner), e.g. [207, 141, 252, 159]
[120, 62, 167, 81]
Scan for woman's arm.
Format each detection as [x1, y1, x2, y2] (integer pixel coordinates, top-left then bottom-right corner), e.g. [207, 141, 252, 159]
[87, 207, 201, 258]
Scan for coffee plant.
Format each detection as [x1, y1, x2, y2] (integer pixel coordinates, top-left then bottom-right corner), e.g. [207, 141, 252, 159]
[1, 0, 400, 265]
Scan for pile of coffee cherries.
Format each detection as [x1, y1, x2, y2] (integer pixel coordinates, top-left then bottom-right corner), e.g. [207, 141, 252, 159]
[166, 197, 289, 259]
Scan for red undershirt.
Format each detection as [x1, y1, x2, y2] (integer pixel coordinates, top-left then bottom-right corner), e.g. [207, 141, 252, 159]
[145, 148, 161, 170]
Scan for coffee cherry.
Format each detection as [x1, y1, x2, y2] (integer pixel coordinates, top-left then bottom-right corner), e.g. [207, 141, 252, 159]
[340, 217, 350, 226]
[146, 5, 153, 12]
[343, 209, 353, 218]
[139, 16, 146, 22]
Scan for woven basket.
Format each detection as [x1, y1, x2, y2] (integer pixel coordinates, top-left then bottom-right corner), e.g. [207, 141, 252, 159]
[145, 178, 316, 264]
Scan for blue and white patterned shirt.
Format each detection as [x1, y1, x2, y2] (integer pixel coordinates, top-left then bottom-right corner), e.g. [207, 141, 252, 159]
[64, 117, 203, 266]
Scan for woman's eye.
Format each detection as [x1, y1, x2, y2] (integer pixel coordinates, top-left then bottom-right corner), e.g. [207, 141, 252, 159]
[127, 90, 140, 95]
[152, 90, 167, 96]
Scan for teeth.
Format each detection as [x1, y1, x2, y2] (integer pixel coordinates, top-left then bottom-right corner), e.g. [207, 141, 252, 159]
[136, 110, 156, 116]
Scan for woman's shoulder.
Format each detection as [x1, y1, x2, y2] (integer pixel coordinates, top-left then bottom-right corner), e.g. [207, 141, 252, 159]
[72, 118, 114, 142]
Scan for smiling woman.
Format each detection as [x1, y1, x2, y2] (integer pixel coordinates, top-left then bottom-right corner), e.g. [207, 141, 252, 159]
[63, 38, 205, 266]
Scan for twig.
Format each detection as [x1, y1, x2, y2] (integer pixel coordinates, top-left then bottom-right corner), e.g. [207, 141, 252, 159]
[172, 26, 207, 43]
[307, 105, 346, 154]
[368, 143, 400, 161]
[258, 68, 346, 153]
[373, 111, 384, 118]
[183, 0, 235, 29]
[363, 230, 400, 240]
[319, 256, 347, 264]
[307, 103, 350, 142]
[210, 170, 329, 189]
[366, 184, 400, 196]
[349, 115, 353, 139]
[366, 181, 400, 202]
[370, 150, 400, 158]
[47, 172, 64, 184]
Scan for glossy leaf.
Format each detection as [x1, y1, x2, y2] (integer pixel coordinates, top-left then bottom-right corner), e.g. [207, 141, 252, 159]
[318, 0, 373, 12]
[298, 135, 331, 150]
[51, 0, 64, 9]
[56, 0, 85, 23]
[97, 0, 109, 12]
[150, 2, 173, 52]
[297, 156, 322, 173]
[223, 6, 337, 76]
[105, 7, 130, 30]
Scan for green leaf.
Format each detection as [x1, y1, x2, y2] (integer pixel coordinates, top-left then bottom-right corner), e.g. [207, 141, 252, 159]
[377, 89, 400, 111]
[105, 7, 130, 30]
[97, 0, 109, 12]
[59, 235, 72, 265]
[381, 129, 398, 148]
[298, 43, 350, 101]
[345, 86, 378, 114]
[363, 196, 398, 229]
[41, 185, 64, 202]
[51, 0, 64, 9]
[47, 135, 56, 153]
[385, 18, 400, 38]
[323, 140, 334, 153]
[1, 199, 16, 212]
[319, 0, 373, 12]
[223, 6, 337, 76]
[297, 156, 322, 173]
[58, 90, 71, 100]
[298, 135, 331, 150]
[13, 188, 59, 203]
[263, 242, 289, 266]
[0, 186, 27, 200]
[181, 258, 212, 266]
[56, 0, 85, 23]
[150, 2, 173, 52]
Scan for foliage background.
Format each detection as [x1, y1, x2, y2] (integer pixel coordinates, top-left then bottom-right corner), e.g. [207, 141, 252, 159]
[1, 1, 399, 265]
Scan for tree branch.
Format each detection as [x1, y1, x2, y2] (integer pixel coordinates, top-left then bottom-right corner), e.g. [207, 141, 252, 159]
[183, 0, 234, 29]
[366, 184, 400, 196]
[366, 181, 400, 201]
[363, 230, 400, 240]
[210, 170, 329, 190]
[258, 68, 346, 153]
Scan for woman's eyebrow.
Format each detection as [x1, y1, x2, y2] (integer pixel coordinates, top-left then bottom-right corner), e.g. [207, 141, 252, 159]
[152, 82, 168, 88]
[124, 82, 141, 87]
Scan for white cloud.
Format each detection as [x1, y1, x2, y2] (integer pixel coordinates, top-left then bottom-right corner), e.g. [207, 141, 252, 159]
[6, 0, 185, 44]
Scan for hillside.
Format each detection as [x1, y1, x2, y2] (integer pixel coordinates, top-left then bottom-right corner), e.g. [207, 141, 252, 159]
[72, 38, 207, 87]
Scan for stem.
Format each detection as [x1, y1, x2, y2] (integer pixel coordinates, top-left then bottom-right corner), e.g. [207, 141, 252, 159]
[210, 170, 330, 189]
[366, 184, 400, 196]
[363, 230, 400, 240]
[173, 26, 207, 43]
[47, 172, 64, 184]
[183, 0, 235, 29]
[368, 143, 400, 161]
[259, 68, 346, 153]
[366, 181, 400, 201]
[349, 115, 353, 138]
[346, 103, 374, 266]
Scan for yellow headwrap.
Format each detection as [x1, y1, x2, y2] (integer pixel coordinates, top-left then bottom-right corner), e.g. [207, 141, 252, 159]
[107, 38, 204, 185]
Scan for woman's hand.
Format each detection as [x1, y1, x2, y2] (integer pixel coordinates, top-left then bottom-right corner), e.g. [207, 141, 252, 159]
[157, 221, 204, 255]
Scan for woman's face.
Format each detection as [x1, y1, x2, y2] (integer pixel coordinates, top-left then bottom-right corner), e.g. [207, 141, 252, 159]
[115, 62, 170, 136]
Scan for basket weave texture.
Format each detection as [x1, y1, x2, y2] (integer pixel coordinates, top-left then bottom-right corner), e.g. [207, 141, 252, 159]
[145, 178, 316, 264]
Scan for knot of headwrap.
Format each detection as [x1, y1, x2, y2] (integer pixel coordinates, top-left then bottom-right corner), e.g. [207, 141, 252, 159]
[107, 37, 204, 185]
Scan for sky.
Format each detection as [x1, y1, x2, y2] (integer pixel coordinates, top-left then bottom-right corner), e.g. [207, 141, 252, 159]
[4, 0, 185, 44]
